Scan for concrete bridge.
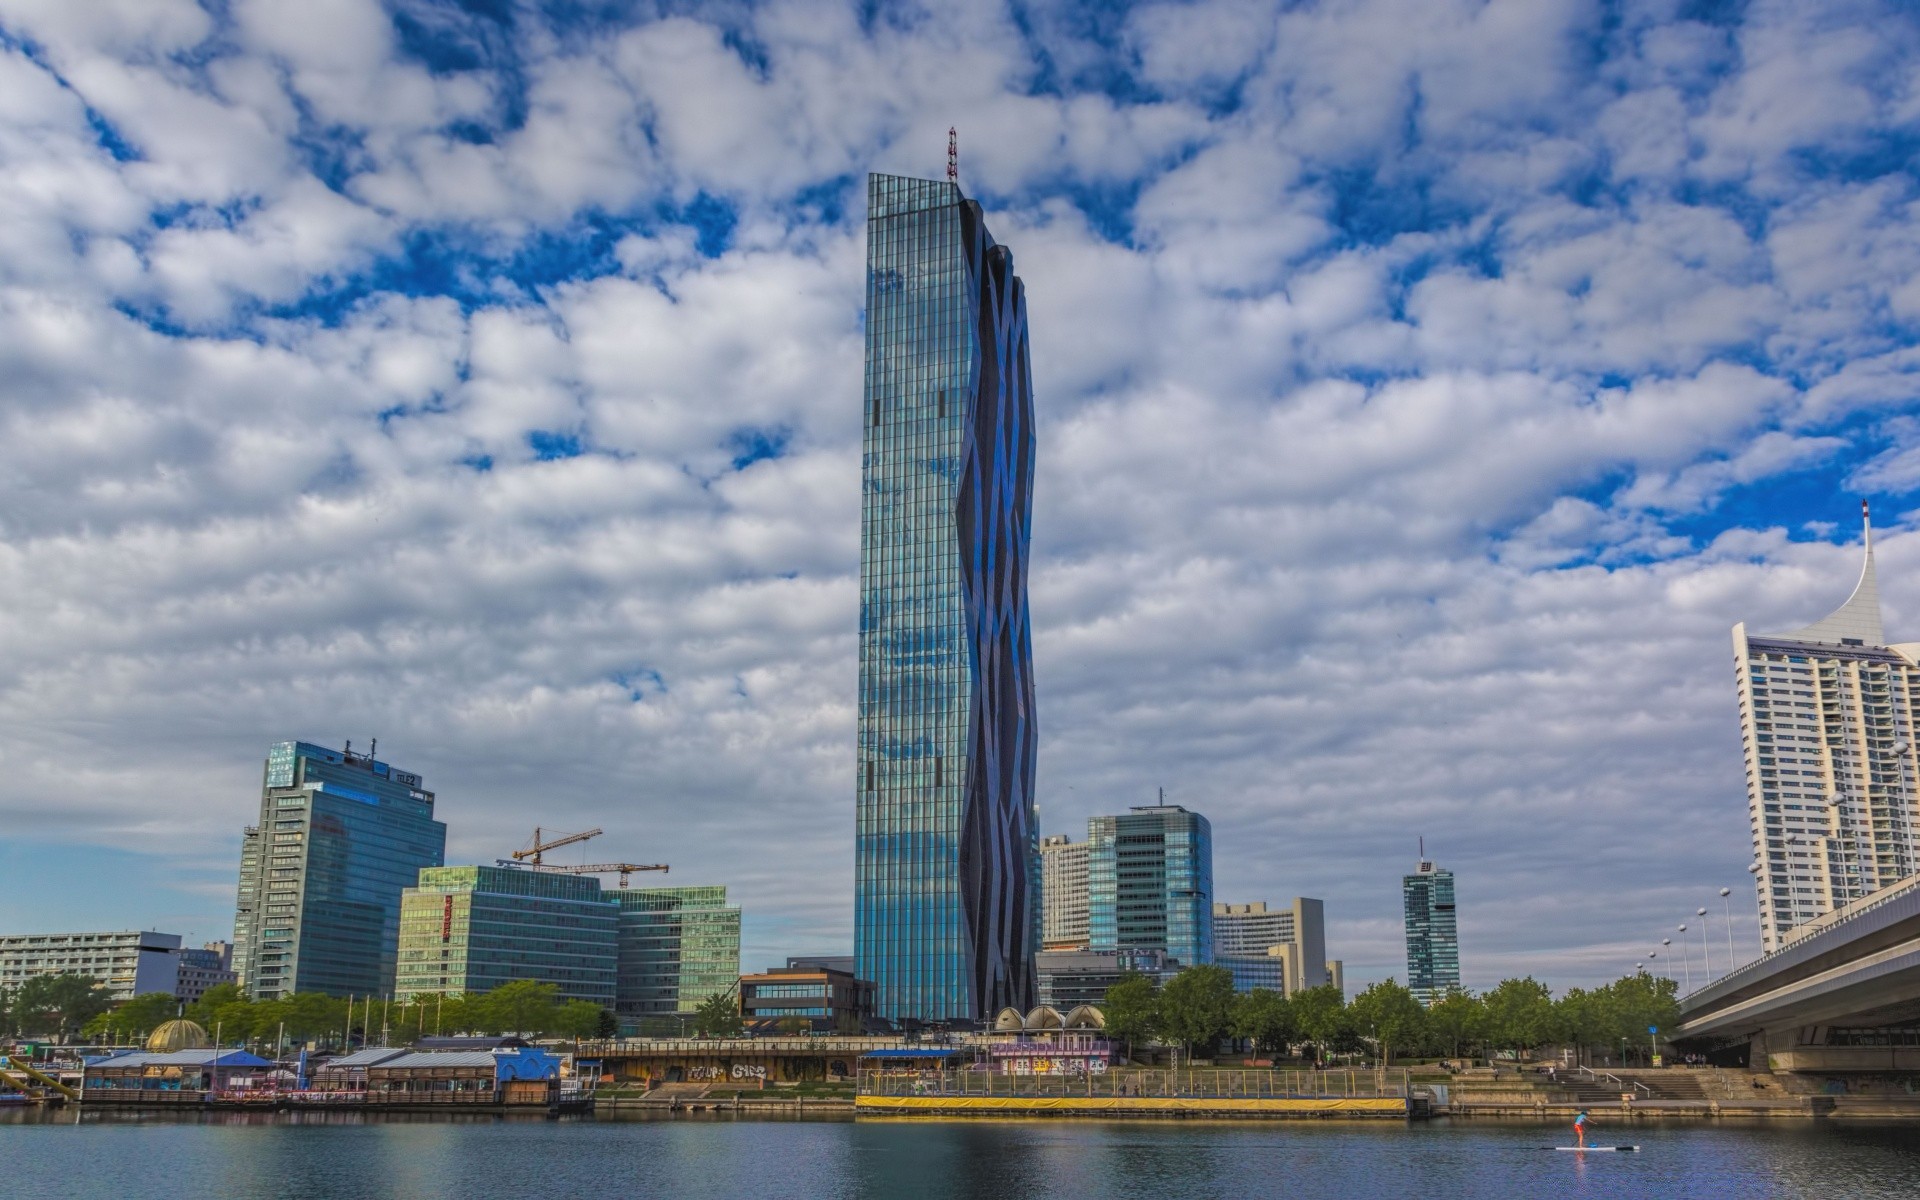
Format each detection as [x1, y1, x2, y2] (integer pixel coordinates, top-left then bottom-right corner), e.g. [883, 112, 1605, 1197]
[1674, 873, 1920, 1073]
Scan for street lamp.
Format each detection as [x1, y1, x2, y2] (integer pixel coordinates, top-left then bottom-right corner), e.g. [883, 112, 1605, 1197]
[1719, 887, 1735, 968]
[1697, 907, 1712, 977]
[1659, 939, 1672, 982]
[1676, 924, 1693, 992]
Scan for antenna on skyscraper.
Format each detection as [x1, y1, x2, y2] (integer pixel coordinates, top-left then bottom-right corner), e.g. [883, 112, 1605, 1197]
[1419, 836, 1425, 859]
[947, 126, 958, 186]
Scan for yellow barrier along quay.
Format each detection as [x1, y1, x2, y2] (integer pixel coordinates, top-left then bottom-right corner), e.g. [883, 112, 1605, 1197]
[855, 1067, 1412, 1119]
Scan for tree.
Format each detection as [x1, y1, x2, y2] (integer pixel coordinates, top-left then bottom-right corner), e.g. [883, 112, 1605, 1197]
[185, 983, 246, 1027]
[482, 980, 562, 1035]
[775, 1016, 810, 1036]
[12, 974, 112, 1039]
[1102, 973, 1160, 1062]
[691, 990, 743, 1038]
[1233, 989, 1296, 1057]
[553, 1000, 607, 1040]
[1291, 984, 1348, 1065]
[83, 992, 182, 1043]
[1348, 979, 1426, 1066]
[1424, 988, 1485, 1059]
[1157, 966, 1238, 1058]
[1483, 977, 1557, 1057]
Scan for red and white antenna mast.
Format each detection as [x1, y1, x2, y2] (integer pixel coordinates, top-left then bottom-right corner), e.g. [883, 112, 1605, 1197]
[947, 126, 958, 186]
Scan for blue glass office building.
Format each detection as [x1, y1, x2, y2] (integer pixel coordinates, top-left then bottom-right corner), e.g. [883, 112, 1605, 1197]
[232, 741, 447, 999]
[854, 173, 1039, 1024]
[1403, 858, 1461, 1005]
[1086, 805, 1214, 969]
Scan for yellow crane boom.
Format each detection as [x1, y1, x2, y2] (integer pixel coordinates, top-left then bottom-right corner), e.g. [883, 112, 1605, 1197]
[511, 826, 603, 866]
[520, 862, 669, 889]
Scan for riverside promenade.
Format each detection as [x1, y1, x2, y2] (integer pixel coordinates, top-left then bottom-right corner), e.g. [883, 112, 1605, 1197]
[855, 1066, 1411, 1118]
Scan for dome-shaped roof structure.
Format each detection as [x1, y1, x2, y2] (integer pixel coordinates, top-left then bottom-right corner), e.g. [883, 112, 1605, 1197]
[1063, 1005, 1105, 1030]
[992, 1007, 1027, 1032]
[1024, 1005, 1064, 1030]
[146, 1019, 211, 1052]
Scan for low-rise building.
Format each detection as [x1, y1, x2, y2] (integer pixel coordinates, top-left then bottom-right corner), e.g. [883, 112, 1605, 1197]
[1, 931, 182, 1001]
[740, 964, 875, 1033]
[82, 1048, 274, 1103]
[176, 942, 236, 1003]
[1035, 948, 1171, 1010]
[362, 1047, 562, 1108]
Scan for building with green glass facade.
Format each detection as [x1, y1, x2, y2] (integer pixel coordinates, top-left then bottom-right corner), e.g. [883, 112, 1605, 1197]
[1403, 857, 1461, 1005]
[614, 886, 741, 1033]
[393, 866, 618, 1005]
[232, 741, 446, 999]
[854, 172, 1039, 1025]
[1086, 805, 1214, 969]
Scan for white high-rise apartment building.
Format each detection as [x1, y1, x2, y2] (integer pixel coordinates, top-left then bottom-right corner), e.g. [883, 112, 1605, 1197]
[1735, 504, 1920, 952]
[1039, 835, 1089, 949]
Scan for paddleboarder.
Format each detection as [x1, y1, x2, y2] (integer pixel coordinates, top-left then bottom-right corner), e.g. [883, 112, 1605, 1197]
[1573, 1108, 1591, 1148]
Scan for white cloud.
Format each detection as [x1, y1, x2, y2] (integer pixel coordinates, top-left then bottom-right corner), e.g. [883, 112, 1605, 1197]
[1, 0, 1918, 992]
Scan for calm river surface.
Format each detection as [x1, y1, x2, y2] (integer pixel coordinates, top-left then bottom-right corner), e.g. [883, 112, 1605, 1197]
[6, 1110, 1920, 1199]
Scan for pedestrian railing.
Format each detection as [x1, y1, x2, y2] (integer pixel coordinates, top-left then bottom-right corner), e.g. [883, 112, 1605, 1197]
[858, 1066, 1410, 1100]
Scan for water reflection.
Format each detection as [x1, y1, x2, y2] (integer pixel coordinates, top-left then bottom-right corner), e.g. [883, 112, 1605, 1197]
[3, 1110, 1918, 1200]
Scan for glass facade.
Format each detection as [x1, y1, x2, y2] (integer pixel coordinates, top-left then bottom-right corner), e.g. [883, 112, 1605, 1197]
[232, 741, 446, 999]
[1085, 806, 1214, 969]
[613, 886, 741, 1032]
[394, 866, 619, 1005]
[855, 172, 1039, 1024]
[1403, 861, 1461, 1005]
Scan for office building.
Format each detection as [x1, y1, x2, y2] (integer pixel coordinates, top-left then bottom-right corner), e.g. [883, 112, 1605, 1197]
[1087, 805, 1213, 968]
[231, 740, 447, 999]
[175, 942, 236, 1003]
[1035, 948, 1173, 1011]
[0, 930, 181, 1001]
[1403, 858, 1461, 1004]
[854, 171, 1040, 1024]
[1735, 504, 1920, 951]
[740, 963, 876, 1034]
[615, 886, 741, 1032]
[394, 866, 619, 1006]
[1213, 898, 1331, 995]
[1040, 835, 1090, 949]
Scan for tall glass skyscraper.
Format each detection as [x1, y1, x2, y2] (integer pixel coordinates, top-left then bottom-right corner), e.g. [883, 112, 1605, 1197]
[232, 740, 446, 999]
[1086, 805, 1214, 969]
[1403, 857, 1461, 1004]
[855, 172, 1039, 1024]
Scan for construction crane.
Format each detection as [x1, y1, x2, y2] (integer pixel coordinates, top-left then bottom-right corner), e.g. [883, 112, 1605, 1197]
[511, 827, 604, 866]
[534, 862, 669, 889]
[498, 826, 668, 887]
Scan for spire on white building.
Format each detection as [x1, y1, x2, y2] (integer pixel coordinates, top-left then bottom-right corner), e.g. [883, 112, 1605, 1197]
[1768, 500, 1884, 646]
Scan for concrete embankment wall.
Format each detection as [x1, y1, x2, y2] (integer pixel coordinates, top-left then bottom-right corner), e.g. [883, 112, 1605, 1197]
[853, 1096, 1407, 1118]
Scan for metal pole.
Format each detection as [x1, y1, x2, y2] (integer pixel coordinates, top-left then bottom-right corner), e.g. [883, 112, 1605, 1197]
[1697, 908, 1713, 977]
[1720, 888, 1736, 968]
[1677, 924, 1692, 992]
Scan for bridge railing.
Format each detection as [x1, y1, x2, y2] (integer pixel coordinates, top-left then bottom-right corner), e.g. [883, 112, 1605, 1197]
[1681, 870, 1920, 1009]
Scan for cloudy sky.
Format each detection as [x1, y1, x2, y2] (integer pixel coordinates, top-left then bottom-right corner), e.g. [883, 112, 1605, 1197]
[2, 0, 1917, 994]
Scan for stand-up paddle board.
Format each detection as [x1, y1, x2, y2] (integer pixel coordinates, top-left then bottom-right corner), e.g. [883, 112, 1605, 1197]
[1553, 1146, 1639, 1152]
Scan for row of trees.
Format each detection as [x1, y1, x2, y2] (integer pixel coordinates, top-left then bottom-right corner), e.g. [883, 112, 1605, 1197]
[1, 975, 116, 1039]
[1, 978, 620, 1048]
[1102, 966, 1680, 1065]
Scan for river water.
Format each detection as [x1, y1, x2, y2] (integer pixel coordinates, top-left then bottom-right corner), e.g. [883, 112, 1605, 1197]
[5, 1110, 1919, 1199]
